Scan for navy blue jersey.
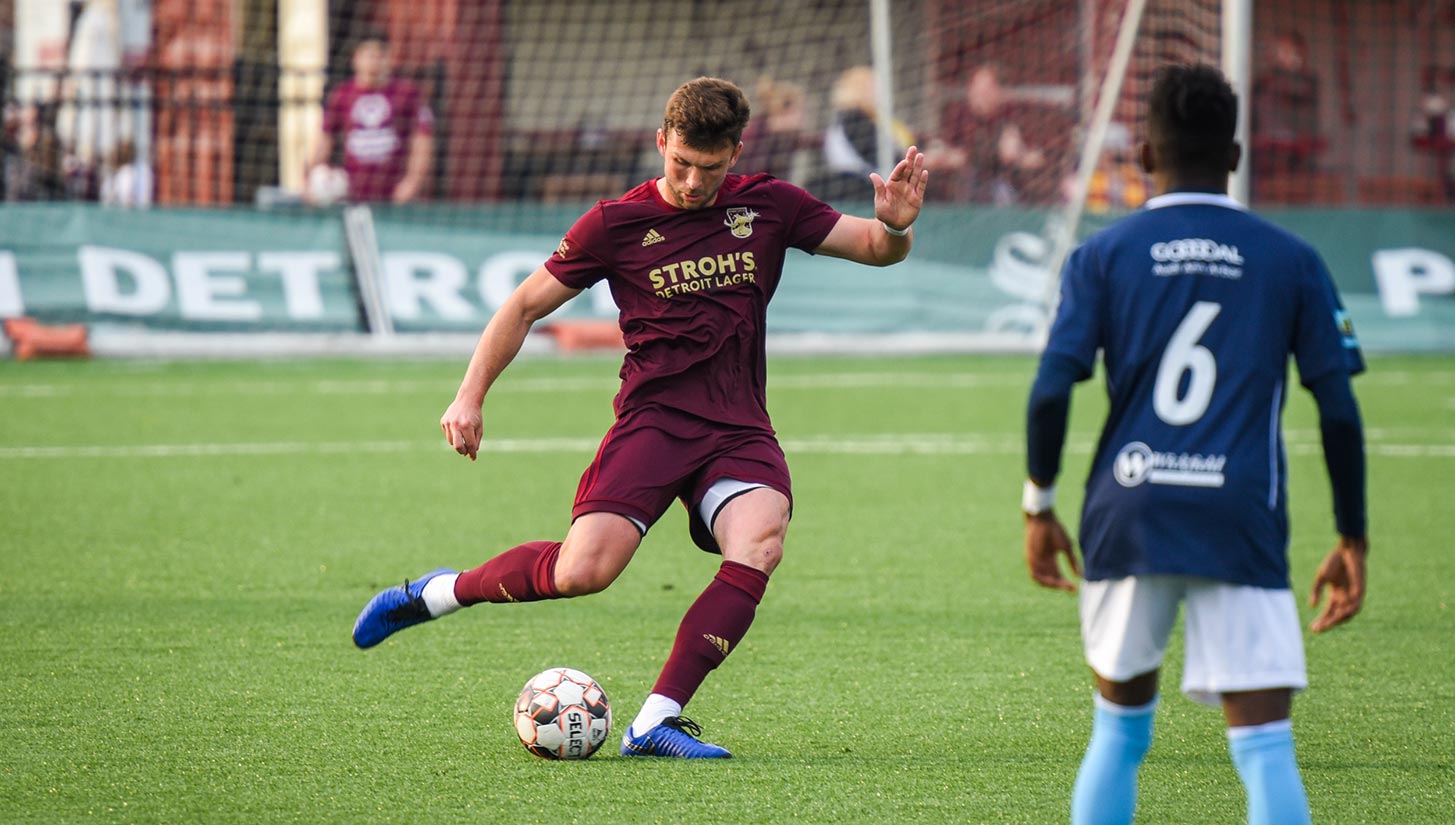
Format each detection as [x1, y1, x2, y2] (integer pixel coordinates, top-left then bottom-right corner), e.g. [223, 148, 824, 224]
[1045, 193, 1364, 588]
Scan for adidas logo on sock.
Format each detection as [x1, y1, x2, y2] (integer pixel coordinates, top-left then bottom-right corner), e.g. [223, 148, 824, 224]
[641, 228, 666, 246]
[702, 634, 730, 655]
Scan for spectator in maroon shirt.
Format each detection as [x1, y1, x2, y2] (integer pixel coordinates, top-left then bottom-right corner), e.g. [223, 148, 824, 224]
[307, 30, 433, 204]
[353, 76, 930, 760]
[941, 63, 1048, 204]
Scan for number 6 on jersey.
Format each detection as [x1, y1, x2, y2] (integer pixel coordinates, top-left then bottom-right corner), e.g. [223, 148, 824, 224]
[1153, 300, 1221, 425]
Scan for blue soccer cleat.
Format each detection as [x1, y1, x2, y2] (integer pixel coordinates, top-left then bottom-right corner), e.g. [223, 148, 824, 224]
[620, 716, 732, 759]
[352, 568, 456, 649]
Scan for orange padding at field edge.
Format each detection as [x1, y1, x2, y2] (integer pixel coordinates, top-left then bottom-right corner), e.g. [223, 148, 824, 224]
[3, 317, 91, 361]
[542, 320, 625, 352]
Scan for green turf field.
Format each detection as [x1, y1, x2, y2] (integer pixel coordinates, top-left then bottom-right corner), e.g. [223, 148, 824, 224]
[1, 353, 1451, 823]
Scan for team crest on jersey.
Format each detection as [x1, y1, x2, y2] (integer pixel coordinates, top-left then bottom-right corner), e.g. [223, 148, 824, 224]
[724, 207, 759, 239]
[1335, 309, 1359, 348]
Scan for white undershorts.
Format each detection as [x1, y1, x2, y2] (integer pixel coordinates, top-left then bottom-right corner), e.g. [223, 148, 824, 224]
[618, 478, 771, 538]
[697, 478, 769, 538]
[1080, 575, 1308, 707]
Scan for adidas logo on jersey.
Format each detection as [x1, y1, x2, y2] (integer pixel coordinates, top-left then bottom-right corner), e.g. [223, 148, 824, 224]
[641, 228, 666, 246]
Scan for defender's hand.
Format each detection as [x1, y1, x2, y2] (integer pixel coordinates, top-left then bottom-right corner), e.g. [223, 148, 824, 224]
[1309, 536, 1368, 632]
[870, 145, 928, 232]
[440, 399, 484, 461]
[1025, 511, 1081, 594]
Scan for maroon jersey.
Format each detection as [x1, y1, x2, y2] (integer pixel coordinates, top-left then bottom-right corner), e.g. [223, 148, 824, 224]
[545, 173, 841, 430]
[322, 78, 434, 201]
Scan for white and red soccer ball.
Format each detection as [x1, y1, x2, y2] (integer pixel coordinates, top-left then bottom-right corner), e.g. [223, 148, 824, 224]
[513, 667, 611, 760]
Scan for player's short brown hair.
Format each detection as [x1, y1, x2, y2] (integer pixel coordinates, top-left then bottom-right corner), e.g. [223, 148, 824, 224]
[662, 77, 751, 150]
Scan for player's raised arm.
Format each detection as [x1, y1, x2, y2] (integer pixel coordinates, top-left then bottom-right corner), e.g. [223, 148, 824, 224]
[441, 267, 581, 461]
[814, 145, 928, 266]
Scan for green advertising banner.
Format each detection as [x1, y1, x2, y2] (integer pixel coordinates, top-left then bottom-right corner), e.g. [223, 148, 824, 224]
[0, 205, 358, 332]
[1257, 208, 1455, 353]
[1, 203, 1452, 351]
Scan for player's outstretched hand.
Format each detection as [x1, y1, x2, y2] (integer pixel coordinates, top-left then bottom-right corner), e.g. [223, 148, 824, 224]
[440, 398, 484, 461]
[1309, 535, 1368, 632]
[1025, 512, 1081, 594]
[870, 145, 928, 233]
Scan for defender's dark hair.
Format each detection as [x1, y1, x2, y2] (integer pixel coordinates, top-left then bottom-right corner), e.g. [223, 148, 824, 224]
[1147, 64, 1238, 173]
[663, 77, 751, 150]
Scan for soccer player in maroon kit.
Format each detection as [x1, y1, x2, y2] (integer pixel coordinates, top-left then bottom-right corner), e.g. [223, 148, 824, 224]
[308, 30, 433, 204]
[353, 77, 928, 758]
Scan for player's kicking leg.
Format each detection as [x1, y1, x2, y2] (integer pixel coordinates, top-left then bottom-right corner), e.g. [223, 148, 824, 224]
[621, 485, 787, 759]
[352, 513, 640, 649]
[352, 567, 458, 648]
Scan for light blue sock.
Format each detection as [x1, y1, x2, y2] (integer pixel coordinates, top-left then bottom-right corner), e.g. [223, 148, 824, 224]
[1071, 694, 1157, 825]
[1228, 720, 1311, 825]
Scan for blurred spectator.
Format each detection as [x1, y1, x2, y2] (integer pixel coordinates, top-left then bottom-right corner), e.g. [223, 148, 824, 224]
[814, 65, 913, 201]
[1252, 30, 1323, 184]
[941, 63, 1047, 205]
[737, 77, 808, 183]
[1412, 85, 1454, 202]
[1078, 122, 1147, 213]
[4, 105, 68, 202]
[100, 139, 154, 207]
[57, 0, 123, 188]
[308, 30, 434, 204]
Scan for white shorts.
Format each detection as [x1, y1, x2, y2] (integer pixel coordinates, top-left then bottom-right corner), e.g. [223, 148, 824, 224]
[1080, 575, 1308, 708]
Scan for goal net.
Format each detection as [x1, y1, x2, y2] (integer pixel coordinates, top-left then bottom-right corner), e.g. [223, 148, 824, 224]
[295, 0, 1222, 345]
[15, 1, 1446, 350]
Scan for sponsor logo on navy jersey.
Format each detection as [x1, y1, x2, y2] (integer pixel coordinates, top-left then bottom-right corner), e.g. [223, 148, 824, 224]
[1113, 441, 1227, 488]
[1150, 237, 1244, 279]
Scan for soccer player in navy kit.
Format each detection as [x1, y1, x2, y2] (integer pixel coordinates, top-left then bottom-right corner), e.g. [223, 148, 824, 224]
[352, 77, 929, 758]
[1022, 65, 1367, 824]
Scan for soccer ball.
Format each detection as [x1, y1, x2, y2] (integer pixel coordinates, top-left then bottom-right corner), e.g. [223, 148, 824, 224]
[513, 667, 611, 760]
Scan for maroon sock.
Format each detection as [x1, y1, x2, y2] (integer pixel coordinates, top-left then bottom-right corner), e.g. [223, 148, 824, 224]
[453, 541, 562, 605]
[651, 561, 770, 706]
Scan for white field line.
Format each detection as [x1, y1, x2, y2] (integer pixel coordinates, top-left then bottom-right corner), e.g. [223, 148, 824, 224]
[2, 434, 1453, 460]
[1355, 370, 1455, 385]
[2, 368, 1450, 400]
[0, 371, 1030, 399]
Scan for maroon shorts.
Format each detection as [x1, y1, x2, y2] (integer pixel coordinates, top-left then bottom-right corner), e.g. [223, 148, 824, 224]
[572, 405, 792, 554]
